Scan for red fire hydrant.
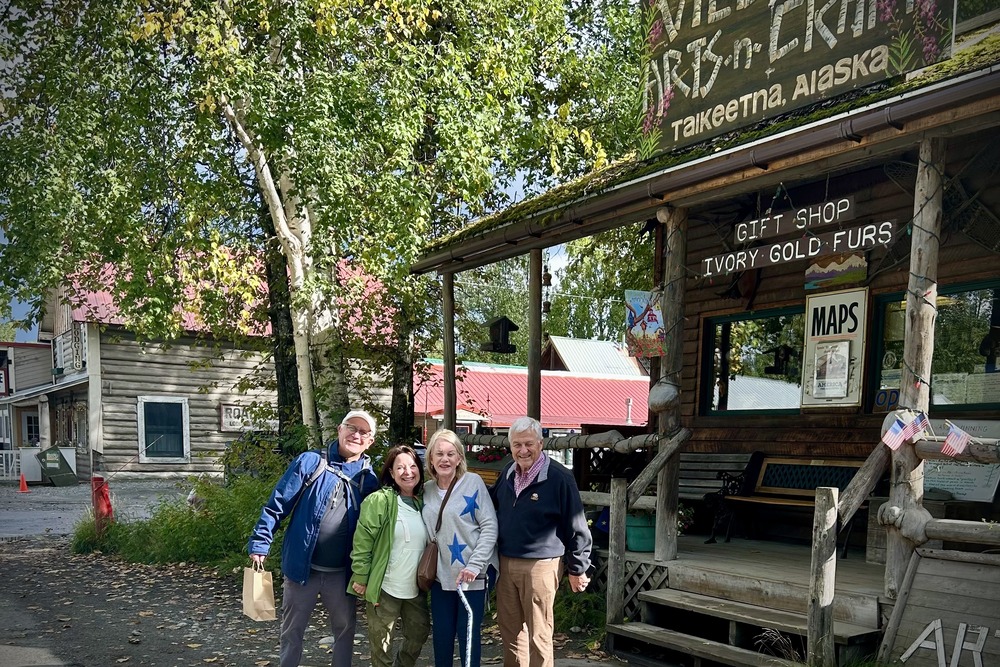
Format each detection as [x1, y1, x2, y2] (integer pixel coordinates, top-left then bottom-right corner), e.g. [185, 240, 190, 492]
[91, 475, 114, 538]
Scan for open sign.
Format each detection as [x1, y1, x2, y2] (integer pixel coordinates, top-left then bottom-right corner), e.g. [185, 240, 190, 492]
[874, 388, 900, 413]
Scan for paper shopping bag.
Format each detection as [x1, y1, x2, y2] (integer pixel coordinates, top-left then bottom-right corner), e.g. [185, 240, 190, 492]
[242, 565, 276, 621]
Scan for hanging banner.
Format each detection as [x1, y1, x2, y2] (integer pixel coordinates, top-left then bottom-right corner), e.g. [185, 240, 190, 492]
[624, 289, 667, 358]
[801, 287, 868, 407]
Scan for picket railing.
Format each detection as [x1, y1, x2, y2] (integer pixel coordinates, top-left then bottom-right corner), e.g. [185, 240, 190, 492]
[0, 450, 20, 480]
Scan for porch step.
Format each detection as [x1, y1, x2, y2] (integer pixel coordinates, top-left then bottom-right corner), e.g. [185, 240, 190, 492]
[666, 562, 879, 628]
[607, 622, 801, 667]
[640, 588, 880, 645]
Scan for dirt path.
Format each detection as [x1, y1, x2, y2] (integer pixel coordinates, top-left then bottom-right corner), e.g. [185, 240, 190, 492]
[0, 535, 625, 667]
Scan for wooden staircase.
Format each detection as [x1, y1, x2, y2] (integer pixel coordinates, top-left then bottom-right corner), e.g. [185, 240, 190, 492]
[606, 562, 882, 667]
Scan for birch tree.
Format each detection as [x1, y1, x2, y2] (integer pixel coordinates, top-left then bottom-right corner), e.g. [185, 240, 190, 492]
[0, 0, 644, 442]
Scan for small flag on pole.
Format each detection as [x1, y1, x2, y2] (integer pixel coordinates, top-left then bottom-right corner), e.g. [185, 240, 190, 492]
[941, 422, 972, 457]
[882, 418, 907, 450]
[900, 412, 930, 443]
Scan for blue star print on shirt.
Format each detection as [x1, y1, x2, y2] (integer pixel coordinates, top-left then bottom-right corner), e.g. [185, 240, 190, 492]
[460, 490, 480, 520]
[448, 534, 468, 565]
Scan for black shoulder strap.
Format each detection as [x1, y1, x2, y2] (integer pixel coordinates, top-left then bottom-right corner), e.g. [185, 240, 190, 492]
[304, 449, 328, 488]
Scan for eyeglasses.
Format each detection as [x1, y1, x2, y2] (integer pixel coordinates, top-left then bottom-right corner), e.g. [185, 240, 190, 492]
[342, 423, 373, 439]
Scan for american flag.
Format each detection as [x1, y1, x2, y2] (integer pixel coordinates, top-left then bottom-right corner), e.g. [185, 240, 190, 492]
[941, 423, 972, 457]
[900, 412, 930, 444]
[882, 418, 907, 450]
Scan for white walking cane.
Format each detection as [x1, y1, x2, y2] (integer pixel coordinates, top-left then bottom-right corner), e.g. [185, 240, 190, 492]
[457, 582, 473, 667]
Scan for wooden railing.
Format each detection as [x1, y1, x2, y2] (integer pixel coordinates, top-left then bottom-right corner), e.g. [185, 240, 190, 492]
[0, 450, 19, 480]
[807, 434, 1000, 666]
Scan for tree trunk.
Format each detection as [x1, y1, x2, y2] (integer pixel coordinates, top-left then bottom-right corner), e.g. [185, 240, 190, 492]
[389, 324, 416, 444]
[222, 100, 321, 447]
[260, 206, 302, 442]
[443, 272, 457, 431]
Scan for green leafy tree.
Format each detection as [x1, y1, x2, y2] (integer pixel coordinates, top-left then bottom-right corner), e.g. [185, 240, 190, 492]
[0, 321, 17, 342]
[0, 0, 644, 442]
[545, 224, 653, 342]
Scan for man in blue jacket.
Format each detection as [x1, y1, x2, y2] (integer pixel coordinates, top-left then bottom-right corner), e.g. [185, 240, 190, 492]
[249, 410, 380, 667]
[491, 416, 592, 667]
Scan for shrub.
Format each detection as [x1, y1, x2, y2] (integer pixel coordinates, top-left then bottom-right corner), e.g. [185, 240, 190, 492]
[72, 473, 281, 575]
[553, 580, 606, 634]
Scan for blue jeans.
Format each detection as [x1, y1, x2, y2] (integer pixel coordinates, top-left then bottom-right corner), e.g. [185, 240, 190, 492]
[430, 582, 487, 667]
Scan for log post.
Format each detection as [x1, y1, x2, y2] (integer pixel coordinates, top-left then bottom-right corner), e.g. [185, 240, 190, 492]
[886, 137, 945, 599]
[628, 428, 692, 507]
[528, 249, 542, 420]
[442, 272, 457, 430]
[655, 205, 687, 561]
[607, 477, 627, 624]
[838, 446, 889, 530]
[807, 487, 838, 667]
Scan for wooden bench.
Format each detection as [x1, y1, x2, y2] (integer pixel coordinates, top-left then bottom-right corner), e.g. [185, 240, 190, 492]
[581, 452, 751, 542]
[678, 452, 752, 502]
[709, 453, 865, 554]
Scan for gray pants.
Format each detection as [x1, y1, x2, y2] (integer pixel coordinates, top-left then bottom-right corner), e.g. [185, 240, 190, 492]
[279, 569, 355, 667]
[366, 590, 430, 667]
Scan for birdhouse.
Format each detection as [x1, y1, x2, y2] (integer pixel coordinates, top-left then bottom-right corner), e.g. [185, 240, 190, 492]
[481, 316, 519, 354]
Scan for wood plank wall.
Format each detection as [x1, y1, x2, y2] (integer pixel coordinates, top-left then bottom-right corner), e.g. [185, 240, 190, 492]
[680, 133, 1000, 460]
[98, 332, 276, 478]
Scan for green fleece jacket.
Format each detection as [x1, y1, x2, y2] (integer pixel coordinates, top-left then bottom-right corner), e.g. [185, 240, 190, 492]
[348, 487, 424, 604]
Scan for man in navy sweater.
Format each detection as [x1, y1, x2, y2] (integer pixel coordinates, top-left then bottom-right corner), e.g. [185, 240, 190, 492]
[491, 416, 592, 667]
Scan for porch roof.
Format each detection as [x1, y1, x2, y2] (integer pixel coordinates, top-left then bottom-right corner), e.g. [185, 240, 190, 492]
[412, 33, 1000, 276]
[0, 376, 88, 406]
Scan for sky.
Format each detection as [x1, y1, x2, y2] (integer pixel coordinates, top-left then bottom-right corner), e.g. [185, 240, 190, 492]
[11, 299, 36, 341]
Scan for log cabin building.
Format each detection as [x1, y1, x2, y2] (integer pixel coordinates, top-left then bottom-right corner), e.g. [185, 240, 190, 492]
[0, 285, 277, 482]
[413, 5, 1000, 666]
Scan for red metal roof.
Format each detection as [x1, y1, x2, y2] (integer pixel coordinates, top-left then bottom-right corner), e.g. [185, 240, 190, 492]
[66, 259, 393, 343]
[414, 361, 649, 429]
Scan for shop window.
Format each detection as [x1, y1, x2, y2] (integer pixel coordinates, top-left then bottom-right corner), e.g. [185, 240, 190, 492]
[138, 396, 190, 462]
[702, 309, 805, 413]
[875, 283, 1000, 410]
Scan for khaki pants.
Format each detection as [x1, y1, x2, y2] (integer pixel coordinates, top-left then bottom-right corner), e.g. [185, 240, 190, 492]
[497, 556, 562, 667]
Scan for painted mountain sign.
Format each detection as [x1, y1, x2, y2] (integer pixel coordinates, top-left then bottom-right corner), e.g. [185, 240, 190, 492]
[641, 0, 955, 153]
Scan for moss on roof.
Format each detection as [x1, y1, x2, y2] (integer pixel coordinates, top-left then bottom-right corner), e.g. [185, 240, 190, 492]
[424, 31, 1000, 256]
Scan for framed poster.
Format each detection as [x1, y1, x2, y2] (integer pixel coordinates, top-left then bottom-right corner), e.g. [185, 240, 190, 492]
[813, 340, 850, 399]
[801, 287, 868, 407]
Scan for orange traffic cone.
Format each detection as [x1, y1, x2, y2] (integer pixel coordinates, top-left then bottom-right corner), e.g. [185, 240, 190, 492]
[17, 472, 30, 493]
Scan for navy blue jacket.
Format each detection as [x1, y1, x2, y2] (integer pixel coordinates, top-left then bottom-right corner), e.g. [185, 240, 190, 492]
[491, 455, 592, 576]
[248, 442, 379, 585]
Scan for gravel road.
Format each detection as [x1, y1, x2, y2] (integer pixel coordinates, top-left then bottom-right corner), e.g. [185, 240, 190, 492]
[0, 480, 622, 667]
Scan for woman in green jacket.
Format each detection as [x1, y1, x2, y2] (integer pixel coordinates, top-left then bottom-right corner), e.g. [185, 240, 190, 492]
[349, 445, 430, 667]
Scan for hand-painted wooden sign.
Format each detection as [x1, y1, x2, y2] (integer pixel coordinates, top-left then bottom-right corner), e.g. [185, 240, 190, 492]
[701, 219, 894, 278]
[641, 0, 955, 152]
[220, 404, 278, 433]
[734, 196, 856, 243]
[881, 549, 1000, 666]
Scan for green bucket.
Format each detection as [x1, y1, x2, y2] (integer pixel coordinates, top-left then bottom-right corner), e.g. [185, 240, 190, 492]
[625, 513, 656, 552]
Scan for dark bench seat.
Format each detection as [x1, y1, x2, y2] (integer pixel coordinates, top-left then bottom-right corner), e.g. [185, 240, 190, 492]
[709, 454, 865, 554]
[678, 452, 752, 502]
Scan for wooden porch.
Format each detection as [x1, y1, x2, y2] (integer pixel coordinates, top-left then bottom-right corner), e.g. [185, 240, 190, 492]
[597, 537, 885, 667]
